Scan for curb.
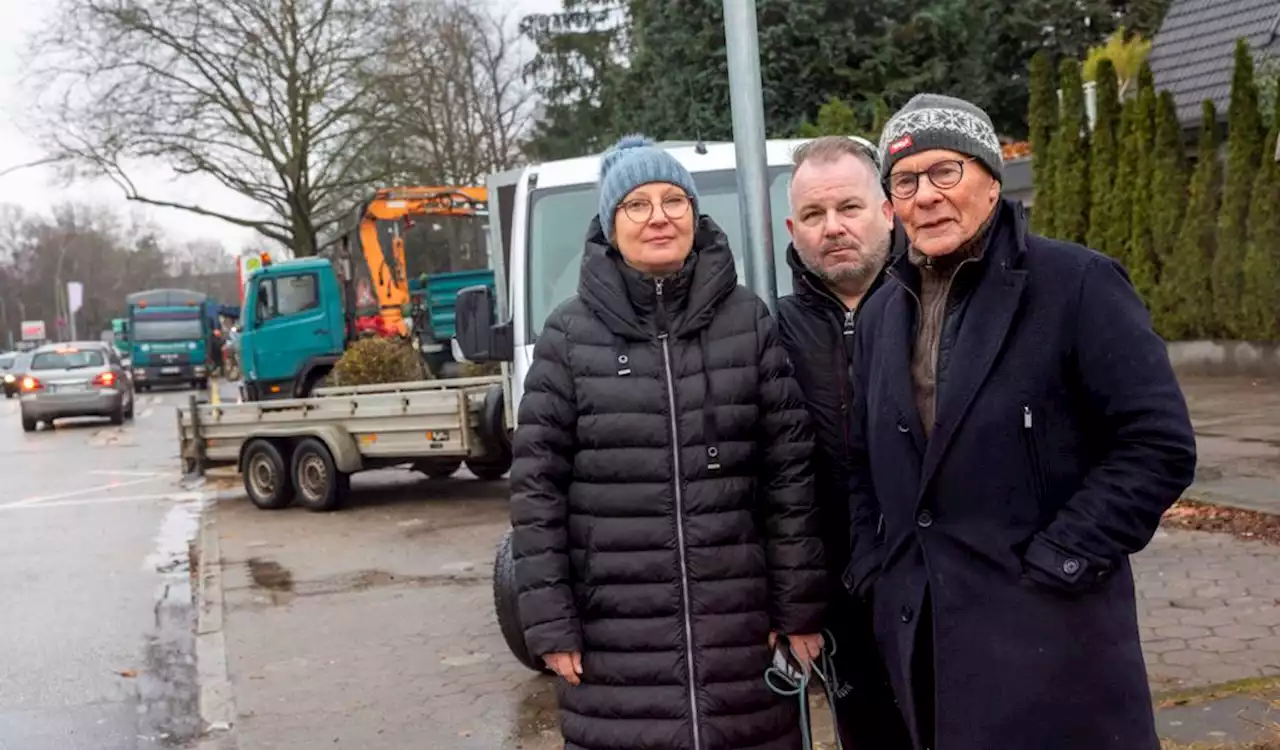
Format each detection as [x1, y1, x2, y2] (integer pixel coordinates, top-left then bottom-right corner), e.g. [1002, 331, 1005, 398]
[195, 489, 241, 750]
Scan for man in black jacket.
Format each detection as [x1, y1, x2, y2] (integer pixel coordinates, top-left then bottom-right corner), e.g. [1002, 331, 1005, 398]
[776, 135, 911, 748]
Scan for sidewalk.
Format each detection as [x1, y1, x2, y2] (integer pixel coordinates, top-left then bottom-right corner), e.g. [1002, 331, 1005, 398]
[191, 375, 1280, 749]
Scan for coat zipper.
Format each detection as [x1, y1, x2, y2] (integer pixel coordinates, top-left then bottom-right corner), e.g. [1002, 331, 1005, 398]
[656, 278, 703, 750]
[1021, 403, 1048, 502]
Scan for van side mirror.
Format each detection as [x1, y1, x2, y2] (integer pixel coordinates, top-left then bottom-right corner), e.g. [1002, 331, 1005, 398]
[454, 285, 512, 362]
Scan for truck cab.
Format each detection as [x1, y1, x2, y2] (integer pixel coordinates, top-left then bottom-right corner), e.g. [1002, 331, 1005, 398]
[239, 257, 349, 401]
[126, 288, 214, 390]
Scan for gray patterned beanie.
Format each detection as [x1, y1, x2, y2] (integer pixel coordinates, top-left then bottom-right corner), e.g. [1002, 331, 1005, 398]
[598, 134, 700, 240]
[877, 93, 1004, 183]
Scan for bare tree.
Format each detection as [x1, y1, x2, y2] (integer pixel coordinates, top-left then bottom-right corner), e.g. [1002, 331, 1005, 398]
[25, 0, 410, 256]
[377, 0, 534, 185]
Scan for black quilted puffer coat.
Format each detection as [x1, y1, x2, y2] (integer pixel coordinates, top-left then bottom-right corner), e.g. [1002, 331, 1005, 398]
[510, 214, 826, 750]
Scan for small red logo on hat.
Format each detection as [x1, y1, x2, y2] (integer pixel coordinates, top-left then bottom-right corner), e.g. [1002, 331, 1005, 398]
[889, 134, 914, 154]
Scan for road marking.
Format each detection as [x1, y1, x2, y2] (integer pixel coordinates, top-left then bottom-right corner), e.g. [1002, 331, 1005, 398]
[2, 476, 165, 509]
[88, 470, 168, 478]
[0, 491, 208, 512]
[141, 408, 155, 418]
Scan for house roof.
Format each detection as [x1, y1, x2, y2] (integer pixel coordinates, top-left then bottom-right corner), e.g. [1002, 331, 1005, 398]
[1148, 0, 1280, 126]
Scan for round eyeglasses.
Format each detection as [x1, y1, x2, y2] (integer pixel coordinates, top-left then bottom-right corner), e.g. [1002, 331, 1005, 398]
[886, 157, 977, 200]
[618, 194, 693, 224]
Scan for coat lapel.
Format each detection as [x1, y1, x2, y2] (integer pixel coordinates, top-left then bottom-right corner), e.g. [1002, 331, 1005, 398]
[918, 209, 1028, 498]
[879, 278, 926, 457]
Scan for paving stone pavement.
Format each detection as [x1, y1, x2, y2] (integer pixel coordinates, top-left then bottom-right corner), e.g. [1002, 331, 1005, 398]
[1137, 528, 1280, 693]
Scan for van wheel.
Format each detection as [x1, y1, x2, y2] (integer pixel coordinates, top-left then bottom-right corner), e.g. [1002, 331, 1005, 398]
[243, 440, 294, 510]
[493, 528, 550, 674]
[292, 438, 348, 512]
[416, 458, 462, 479]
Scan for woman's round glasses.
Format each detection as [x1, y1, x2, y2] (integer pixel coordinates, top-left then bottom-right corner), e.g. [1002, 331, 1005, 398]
[618, 194, 693, 224]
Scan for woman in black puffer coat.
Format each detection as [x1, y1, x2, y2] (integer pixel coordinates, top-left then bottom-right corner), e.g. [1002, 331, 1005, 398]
[509, 135, 827, 750]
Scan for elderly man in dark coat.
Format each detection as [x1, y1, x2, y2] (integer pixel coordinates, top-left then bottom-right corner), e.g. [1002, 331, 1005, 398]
[844, 93, 1197, 750]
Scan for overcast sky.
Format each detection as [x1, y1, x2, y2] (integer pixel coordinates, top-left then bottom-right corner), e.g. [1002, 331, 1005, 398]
[0, 0, 560, 256]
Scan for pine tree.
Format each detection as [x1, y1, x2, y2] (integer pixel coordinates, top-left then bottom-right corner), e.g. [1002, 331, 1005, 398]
[1108, 99, 1140, 268]
[1028, 51, 1058, 235]
[1052, 58, 1090, 243]
[1241, 94, 1280, 340]
[1214, 38, 1264, 338]
[1149, 91, 1189, 284]
[1156, 102, 1221, 340]
[1086, 59, 1121, 253]
[1127, 67, 1158, 302]
[798, 98, 861, 137]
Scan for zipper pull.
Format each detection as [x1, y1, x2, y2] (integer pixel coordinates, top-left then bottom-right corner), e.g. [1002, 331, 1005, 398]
[1023, 404, 1032, 429]
[844, 310, 856, 336]
[655, 278, 664, 297]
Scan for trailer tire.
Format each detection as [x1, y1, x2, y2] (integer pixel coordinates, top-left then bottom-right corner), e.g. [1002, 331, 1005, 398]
[292, 438, 348, 513]
[466, 449, 511, 481]
[415, 458, 462, 479]
[493, 528, 549, 674]
[243, 440, 294, 510]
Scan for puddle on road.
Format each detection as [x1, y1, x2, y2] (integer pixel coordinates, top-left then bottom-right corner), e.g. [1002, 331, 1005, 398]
[247, 558, 294, 592]
[137, 498, 203, 746]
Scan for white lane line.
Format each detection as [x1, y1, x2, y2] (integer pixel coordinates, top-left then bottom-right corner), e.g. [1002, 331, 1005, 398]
[88, 470, 168, 477]
[2, 476, 165, 509]
[140, 408, 155, 418]
[0, 491, 209, 512]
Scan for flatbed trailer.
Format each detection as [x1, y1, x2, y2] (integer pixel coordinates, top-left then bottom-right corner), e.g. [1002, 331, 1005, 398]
[177, 375, 512, 511]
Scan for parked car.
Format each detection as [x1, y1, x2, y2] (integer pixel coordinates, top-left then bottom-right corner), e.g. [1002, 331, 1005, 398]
[18, 342, 135, 432]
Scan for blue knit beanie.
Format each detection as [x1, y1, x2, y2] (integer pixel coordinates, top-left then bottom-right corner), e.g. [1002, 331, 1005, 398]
[597, 134, 700, 240]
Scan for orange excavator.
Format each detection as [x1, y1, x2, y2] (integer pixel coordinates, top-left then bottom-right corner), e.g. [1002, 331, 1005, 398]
[320, 185, 490, 344]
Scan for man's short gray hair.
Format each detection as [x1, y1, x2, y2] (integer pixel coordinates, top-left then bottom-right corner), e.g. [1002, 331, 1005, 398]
[789, 135, 887, 204]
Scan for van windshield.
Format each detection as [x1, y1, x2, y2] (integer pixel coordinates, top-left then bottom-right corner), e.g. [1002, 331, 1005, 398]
[525, 166, 795, 339]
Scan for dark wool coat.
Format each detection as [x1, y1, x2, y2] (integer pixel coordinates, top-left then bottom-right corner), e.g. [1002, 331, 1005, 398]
[845, 199, 1197, 750]
[776, 243, 913, 749]
[510, 214, 826, 750]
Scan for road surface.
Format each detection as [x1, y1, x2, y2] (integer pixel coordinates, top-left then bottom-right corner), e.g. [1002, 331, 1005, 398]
[0, 387, 212, 750]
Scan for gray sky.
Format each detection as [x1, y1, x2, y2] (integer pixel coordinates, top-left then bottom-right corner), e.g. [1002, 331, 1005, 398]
[0, 0, 560, 254]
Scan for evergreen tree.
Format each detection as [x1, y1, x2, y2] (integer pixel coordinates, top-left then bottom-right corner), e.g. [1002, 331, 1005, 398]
[1155, 102, 1221, 340]
[1148, 91, 1188, 283]
[869, 98, 892, 142]
[1127, 67, 1158, 302]
[1214, 38, 1264, 337]
[1028, 51, 1058, 235]
[1086, 59, 1121, 253]
[797, 98, 861, 137]
[1052, 58, 1090, 242]
[1107, 98, 1139, 267]
[1241, 95, 1280, 340]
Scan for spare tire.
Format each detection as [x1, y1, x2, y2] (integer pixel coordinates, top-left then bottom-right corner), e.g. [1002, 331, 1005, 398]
[492, 528, 550, 674]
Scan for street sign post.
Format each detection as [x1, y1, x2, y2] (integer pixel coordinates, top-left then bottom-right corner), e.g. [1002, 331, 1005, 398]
[723, 0, 777, 314]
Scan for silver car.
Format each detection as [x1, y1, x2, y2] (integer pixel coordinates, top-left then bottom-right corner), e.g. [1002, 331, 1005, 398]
[19, 342, 136, 432]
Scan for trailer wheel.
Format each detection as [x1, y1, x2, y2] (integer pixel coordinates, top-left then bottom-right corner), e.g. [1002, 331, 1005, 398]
[292, 438, 348, 512]
[415, 458, 462, 479]
[466, 447, 512, 481]
[243, 440, 294, 510]
[493, 528, 550, 674]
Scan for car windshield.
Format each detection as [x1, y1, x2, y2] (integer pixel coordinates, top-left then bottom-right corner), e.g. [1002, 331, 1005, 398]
[525, 166, 795, 340]
[133, 318, 204, 342]
[31, 350, 106, 370]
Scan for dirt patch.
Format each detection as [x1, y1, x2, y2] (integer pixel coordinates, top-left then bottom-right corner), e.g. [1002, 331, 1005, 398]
[1162, 500, 1280, 545]
[246, 558, 294, 592]
[1157, 677, 1280, 710]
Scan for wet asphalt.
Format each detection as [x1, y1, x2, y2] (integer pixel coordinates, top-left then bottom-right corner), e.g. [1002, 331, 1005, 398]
[0, 387, 208, 750]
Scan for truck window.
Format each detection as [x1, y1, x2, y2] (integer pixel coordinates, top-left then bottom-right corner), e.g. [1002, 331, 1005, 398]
[277, 274, 319, 316]
[525, 166, 794, 340]
[133, 318, 205, 341]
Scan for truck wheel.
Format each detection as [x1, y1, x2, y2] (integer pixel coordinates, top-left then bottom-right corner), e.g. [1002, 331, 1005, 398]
[243, 440, 295, 510]
[493, 528, 550, 674]
[416, 458, 462, 479]
[292, 438, 348, 512]
[466, 448, 512, 481]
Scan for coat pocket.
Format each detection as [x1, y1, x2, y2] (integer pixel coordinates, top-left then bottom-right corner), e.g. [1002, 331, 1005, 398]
[1019, 403, 1049, 506]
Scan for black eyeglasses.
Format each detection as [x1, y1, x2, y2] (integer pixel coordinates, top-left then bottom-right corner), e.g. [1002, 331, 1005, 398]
[617, 194, 694, 224]
[886, 157, 977, 200]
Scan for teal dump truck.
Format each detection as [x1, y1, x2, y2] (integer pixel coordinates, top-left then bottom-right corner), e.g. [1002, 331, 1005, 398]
[125, 289, 214, 391]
